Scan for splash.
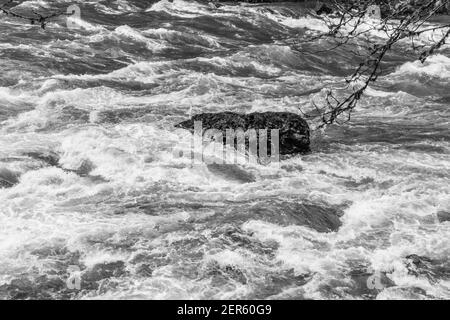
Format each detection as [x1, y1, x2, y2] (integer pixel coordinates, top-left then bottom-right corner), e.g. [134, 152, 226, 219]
[0, 0, 449, 300]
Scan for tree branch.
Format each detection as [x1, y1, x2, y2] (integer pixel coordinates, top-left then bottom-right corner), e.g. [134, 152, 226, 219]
[294, 0, 450, 128]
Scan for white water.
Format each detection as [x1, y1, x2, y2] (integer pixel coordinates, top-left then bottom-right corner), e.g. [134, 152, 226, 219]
[0, 0, 449, 300]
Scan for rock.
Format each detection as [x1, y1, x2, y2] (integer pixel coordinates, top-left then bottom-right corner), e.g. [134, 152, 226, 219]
[20, 151, 106, 182]
[176, 112, 310, 155]
[73, 159, 95, 177]
[24, 151, 60, 167]
[437, 211, 450, 223]
[0, 168, 20, 188]
[315, 3, 333, 15]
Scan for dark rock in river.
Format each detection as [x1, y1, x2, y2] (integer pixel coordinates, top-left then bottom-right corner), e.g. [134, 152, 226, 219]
[20, 151, 106, 182]
[24, 151, 60, 167]
[315, 3, 333, 15]
[176, 112, 310, 155]
[0, 168, 20, 188]
[437, 211, 450, 223]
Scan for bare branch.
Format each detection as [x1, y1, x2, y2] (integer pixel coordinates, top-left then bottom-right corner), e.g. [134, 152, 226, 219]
[293, 0, 450, 128]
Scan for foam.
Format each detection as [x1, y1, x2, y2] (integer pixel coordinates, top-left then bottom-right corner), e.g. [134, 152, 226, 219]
[391, 54, 450, 79]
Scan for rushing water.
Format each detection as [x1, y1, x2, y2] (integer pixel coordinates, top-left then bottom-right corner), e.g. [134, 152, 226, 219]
[0, 0, 449, 300]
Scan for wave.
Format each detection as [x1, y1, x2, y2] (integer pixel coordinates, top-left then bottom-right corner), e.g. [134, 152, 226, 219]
[146, 0, 214, 18]
[1, 0, 449, 300]
[391, 54, 450, 79]
[113, 25, 168, 52]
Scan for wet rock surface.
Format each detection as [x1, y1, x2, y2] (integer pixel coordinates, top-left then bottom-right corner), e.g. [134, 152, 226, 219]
[0, 168, 19, 188]
[176, 112, 310, 155]
[437, 211, 450, 223]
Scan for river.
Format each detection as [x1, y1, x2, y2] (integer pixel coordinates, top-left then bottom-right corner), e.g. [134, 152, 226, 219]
[0, 0, 449, 299]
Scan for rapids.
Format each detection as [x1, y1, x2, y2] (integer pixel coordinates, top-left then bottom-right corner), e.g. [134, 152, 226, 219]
[0, 0, 449, 300]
